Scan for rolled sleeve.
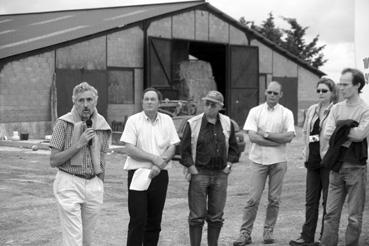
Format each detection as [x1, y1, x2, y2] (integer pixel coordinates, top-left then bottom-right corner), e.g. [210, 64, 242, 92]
[168, 118, 180, 145]
[285, 110, 296, 134]
[50, 120, 66, 150]
[120, 117, 137, 145]
[243, 108, 257, 132]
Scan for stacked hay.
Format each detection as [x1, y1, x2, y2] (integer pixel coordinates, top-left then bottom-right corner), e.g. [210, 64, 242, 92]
[175, 60, 217, 113]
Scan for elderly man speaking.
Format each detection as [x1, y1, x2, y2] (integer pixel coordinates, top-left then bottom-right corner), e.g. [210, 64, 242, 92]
[50, 82, 111, 246]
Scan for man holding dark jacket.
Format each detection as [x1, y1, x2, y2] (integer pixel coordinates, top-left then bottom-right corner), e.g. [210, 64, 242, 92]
[320, 68, 369, 246]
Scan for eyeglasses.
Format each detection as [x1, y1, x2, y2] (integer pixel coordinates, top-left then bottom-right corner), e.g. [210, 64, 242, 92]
[205, 101, 218, 108]
[316, 89, 329, 93]
[266, 91, 279, 96]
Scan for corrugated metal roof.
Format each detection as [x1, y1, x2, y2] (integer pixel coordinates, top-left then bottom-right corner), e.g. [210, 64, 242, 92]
[0, 1, 205, 60]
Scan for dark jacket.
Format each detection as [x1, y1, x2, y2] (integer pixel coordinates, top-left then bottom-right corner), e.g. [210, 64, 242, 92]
[321, 120, 367, 172]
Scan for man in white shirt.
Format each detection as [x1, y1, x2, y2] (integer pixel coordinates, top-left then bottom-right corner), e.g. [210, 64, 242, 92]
[120, 88, 180, 246]
[234, 81, 295, 245]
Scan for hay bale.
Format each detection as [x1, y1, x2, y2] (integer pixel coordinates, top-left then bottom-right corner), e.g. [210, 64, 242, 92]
[175, 60, 217, 113]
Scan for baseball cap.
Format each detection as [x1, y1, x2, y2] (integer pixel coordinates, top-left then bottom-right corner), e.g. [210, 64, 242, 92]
[202, 90, 224, 106]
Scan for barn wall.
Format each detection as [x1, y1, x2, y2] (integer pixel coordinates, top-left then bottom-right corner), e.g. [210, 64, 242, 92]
[56, 36, 106, 70]
[297, 66, 321, 125]
[0, 51, 55, 138]
[250, 40, 273, 74]
[172, 11, 195, 40]
[273, 51, 298, 77]
[195, 10, 209, 41]
[107, 27, 144, 68]
[147, 17, 172, 38]
[149, 10, 247, 46]
[209, 13, 229, 43]
[230, 25, 248, 45]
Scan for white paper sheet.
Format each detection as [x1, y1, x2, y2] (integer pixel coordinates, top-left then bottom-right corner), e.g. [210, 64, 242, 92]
[129, 168, 152, 191]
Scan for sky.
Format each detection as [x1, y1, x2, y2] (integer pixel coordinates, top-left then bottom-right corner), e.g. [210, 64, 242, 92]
[0, 0, 355, 82]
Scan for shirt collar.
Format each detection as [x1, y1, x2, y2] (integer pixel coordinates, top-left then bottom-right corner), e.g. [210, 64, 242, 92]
[143, 111, 160, 123]
[264, 102, 279, 111]
[202, 113, 220, 125]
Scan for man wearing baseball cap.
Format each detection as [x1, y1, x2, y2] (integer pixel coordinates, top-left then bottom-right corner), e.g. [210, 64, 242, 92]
[180, 90, 240, 246]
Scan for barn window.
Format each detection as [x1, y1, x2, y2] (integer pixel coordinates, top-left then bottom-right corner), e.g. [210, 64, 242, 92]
[107, 68, 134, 104]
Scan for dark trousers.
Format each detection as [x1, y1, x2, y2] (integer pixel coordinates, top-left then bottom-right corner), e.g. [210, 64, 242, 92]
[127, 170, 169, 246]
[301, 167, 330, 242]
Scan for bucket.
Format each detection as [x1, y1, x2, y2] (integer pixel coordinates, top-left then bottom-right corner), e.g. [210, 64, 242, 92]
[20, 133, 29, 140]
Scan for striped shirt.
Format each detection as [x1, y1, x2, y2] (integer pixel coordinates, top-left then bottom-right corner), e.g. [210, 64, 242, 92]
[50, 119, 110, 176]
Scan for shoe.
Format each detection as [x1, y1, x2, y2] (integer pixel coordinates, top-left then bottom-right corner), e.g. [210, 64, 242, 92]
[289, 237, 314, 246]
[314, 240, 321, 246]
[263, 230, 275, 244]
[233, 231, 252, 246]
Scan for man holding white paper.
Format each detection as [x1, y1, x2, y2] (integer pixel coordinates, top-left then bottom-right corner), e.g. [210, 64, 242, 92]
[120, 87, 180, 246]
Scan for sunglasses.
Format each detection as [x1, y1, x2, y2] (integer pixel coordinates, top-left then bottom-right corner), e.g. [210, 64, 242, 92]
[266, 91, 279, 96]
[205, 101, 218, 108]
[316, 89, 329, 93]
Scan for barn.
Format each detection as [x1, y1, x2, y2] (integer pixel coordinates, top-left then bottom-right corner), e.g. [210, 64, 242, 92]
[0, 1, 324, 139]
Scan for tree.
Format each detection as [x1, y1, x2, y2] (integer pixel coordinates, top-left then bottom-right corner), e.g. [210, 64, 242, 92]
[239, 13, 327, 69]
[259, 12, 283, 46]
[281, 17, 327, 68]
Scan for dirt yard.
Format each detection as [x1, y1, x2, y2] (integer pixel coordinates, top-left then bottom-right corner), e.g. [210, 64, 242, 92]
[1, 130, 369, 246]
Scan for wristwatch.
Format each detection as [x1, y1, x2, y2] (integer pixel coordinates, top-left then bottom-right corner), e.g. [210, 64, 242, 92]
[263, 132, 269, 139]
[227, 164, 232, 170]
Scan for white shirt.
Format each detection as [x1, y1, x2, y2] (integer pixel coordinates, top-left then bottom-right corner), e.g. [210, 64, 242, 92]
[120, 111, 180, 170]
[243, 103, 295, 165]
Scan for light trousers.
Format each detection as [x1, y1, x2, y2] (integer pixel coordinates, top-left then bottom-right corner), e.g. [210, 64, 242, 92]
[239, 162, 287, 235]
[53, 170, 104, 246]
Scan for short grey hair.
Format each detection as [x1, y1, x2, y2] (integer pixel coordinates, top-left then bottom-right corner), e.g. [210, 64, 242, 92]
[72, 82, 98, 103]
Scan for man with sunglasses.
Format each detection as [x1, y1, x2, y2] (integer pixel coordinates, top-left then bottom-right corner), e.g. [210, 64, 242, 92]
[234, 81, 295, 245]
[180, 90, 240, 246]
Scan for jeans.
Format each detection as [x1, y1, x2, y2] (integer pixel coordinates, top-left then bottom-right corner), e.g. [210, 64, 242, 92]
[301, 167, 330, 242]
[188, 169, 228, 228]
[321, 166, 367, 246]
[239, 162, 287, 235]
[127, 170, 169, 246]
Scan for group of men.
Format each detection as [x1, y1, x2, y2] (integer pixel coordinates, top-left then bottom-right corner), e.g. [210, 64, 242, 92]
[49, 67, 368, 246]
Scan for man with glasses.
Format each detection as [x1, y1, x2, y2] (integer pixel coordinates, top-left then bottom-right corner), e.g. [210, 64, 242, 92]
[320, 68, 369, 246]
[234, 81, 295, 245]
[180, 90, 240, 246]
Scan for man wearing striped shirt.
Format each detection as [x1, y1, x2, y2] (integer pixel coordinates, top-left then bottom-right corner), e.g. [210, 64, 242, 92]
[50, 82, 111, 246]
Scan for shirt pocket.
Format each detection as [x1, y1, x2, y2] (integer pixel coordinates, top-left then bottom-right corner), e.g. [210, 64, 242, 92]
[155, 131, 170, 149]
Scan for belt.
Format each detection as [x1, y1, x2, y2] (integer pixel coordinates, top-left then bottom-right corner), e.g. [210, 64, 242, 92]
[60, 170, 96, 180]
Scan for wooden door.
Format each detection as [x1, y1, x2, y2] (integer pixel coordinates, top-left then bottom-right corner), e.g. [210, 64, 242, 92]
[148, 37, 172, 88]
[228, 45, 259, 126]
[272, 76, 298, 123]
